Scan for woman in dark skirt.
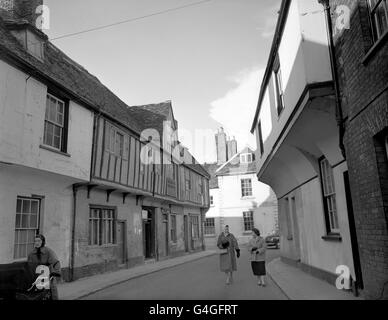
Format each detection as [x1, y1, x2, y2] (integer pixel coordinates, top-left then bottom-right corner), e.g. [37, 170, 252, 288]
[248, 228, 267, 286]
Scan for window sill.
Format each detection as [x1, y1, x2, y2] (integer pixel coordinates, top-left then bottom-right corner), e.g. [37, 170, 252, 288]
[322, 234, 342, 242]
[88, 244, 118, 249]
[243, 231, 253, 235]
[40, 144, 70, 157]
[362, 30, 388, 65]
[241, 196, 255, 200]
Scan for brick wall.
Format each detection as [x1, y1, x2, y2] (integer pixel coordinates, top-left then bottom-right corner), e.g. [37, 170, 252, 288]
[328, 0, 388, 299]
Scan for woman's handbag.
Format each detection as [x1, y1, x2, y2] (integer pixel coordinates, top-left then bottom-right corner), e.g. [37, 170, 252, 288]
[217, 248, 228, 255]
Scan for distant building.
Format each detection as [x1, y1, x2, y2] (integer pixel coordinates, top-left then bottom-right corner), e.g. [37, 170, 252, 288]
[215, 128, 238, 165]
[204, 147, 278, 247]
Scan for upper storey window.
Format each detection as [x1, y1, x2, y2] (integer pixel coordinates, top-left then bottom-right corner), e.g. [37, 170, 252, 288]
[368, 0, 388, 41]
[240, 153, 253, 164]
[43, 93, 68, 152]
[273, 53, 285, 117]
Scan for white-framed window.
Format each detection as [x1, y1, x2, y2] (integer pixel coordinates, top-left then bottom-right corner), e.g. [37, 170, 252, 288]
[368, 0, 388, 41]
[170, 214, 177, 242]
[89, 207, 116, 246]
[273, 53, 285, 116]
[191, 215, 200, 238]
[204, 218, 215, 235]
[319, 158, 340, 234]
[243, 211, 254, 231]
[241, 178, 253, 197]
[43, 94, 66, 151]
[14, 197, 41, 260]
[240, 153, 253, 164]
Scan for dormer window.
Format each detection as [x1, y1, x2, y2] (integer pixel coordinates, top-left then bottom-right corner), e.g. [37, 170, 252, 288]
[240, 153, 253, 164]
[6, 22, 46, 61]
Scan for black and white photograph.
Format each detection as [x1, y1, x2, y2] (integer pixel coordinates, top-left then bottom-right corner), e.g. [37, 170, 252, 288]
[0, 0, 387, 309]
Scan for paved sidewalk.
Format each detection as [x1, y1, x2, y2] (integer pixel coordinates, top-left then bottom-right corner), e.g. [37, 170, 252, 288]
[267, 258, 363, 300]
[58, 250, 216, 300]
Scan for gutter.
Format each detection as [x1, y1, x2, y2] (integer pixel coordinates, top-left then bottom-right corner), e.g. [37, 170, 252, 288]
[319, 0, 346, 159]
[250, 0, 291, 133]
[70, 184, 81, 282]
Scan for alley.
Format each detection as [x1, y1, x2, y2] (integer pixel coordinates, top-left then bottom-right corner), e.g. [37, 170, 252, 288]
[82, 248, 286, 300]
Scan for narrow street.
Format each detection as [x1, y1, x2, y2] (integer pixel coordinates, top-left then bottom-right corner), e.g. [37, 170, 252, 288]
[83, 248, 287, 300]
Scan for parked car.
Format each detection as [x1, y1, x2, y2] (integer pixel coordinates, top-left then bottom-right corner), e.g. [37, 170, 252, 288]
[265, 233, 280, 249]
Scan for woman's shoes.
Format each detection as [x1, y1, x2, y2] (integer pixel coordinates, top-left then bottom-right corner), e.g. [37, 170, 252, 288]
[257, 282, 262, 286]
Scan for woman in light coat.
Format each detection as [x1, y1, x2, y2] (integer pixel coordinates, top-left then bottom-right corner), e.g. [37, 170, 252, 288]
[217, 225, 240, 285]
[248, 228, 267, 286]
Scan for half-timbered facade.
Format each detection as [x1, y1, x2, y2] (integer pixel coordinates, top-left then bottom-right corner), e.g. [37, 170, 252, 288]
[0, 0, 210, 286]
[71, 104, 210, 279]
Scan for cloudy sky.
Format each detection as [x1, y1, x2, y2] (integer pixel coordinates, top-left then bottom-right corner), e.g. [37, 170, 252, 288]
[43, 0, 281, 163]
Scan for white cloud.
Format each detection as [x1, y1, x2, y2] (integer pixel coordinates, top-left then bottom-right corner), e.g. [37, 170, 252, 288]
[209, 68, 264, 154]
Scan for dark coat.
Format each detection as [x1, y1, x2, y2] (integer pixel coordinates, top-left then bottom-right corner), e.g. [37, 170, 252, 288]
[27, 246, 61, 300]
[27, 246, 61, 277]
[248, 236, 266, 262]
[217, 232, 239, 272]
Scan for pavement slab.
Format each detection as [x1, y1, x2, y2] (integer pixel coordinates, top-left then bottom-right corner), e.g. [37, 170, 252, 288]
[267, 258, 363, 300]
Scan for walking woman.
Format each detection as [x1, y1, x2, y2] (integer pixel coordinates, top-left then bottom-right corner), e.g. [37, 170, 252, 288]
[217, 225, 240, 285]
[248, 228, 267, 286]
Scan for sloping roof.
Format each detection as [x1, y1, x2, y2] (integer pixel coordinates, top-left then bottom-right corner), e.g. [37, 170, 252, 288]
[0, 17, 210, 179]
[216, 147, 257, 176]
[184, 148, 211, 179]
[250, 0, 291, 133]
[203, 163, 220, 189]
[0, 17, 142, 134]
[127, 104, 168, 138]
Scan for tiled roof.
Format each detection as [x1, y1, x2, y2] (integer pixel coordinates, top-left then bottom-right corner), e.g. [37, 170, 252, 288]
[127, 104, 168, 138]
[0, 17, 209, 178]
[216, 147, 257, 176]
[203, 163, 220, 189]
[0, 17, 142, 134]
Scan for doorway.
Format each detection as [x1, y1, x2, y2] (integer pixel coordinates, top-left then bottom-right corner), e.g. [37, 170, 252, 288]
[116, 221, 126, 266]
[183, 215, 189, 252]
[142, 208, 155, 259]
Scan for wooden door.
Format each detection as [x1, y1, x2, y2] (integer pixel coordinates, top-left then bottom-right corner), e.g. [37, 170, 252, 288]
[184, 215, 189, 252]
[117, 221, 126, 265]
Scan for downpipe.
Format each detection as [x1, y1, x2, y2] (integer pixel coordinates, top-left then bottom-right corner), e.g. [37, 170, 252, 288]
[320, 0, 347, 159]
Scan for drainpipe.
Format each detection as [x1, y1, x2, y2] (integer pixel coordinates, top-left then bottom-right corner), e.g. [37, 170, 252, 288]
[319, 0, 346, 159]
[69, 184, 79, 282]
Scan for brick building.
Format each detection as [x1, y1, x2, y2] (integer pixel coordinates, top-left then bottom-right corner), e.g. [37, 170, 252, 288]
[322, 0, 388, 299]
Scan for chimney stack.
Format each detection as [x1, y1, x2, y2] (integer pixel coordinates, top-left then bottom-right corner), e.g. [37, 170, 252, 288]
[0, 0, 43, 26]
